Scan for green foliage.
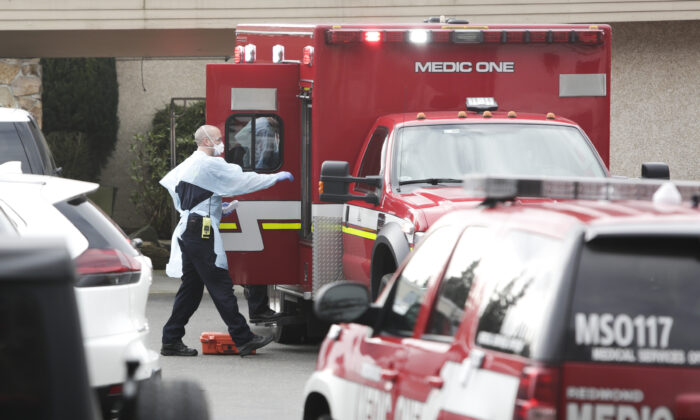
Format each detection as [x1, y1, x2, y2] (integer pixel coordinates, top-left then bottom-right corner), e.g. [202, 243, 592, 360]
[130, 101, 204, 238]
[44, 131, 91, 180]
[40, 58, 119, 181]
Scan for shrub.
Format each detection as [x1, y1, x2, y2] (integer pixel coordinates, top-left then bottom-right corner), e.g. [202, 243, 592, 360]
[41, 58, 119, 182]
[130, 101, 204, 238]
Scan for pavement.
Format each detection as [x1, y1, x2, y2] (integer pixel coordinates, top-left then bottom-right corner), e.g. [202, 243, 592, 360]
[149, 269, 183, 294]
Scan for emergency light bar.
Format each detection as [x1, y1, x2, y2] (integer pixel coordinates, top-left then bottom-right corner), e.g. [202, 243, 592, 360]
[462, 175, 700, 204]
[326, 28, 603, 45]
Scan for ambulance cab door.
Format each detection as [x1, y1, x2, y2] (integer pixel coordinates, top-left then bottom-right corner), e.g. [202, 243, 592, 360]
[206, 63, 301, 287]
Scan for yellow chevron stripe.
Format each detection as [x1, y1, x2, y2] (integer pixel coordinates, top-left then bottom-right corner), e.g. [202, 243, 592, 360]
[342, 226, 377, 240]
[262, 222, 301, 230]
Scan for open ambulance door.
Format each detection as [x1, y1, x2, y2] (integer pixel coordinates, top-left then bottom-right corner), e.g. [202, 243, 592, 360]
[206, 63, 301, 287]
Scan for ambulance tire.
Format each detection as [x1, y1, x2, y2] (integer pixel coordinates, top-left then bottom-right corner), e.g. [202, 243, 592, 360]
[135, 379, 209, 420]
[273, 322, 305, 344]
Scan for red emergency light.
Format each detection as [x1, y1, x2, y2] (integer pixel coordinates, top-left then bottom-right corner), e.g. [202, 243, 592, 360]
[364, 31, 383, 43]
[233, 45, 244, 64]
[302, 46, 314, 66]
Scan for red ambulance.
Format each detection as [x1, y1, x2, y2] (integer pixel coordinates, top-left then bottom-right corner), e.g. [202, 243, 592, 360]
[304, 175, 700, 420]
[205, 22, 617, 341]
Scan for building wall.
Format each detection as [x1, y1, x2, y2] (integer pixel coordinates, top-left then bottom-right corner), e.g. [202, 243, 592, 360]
[107, 21, 700, 232]
[0, 59, 42, 126]
[610, 20, 700, 179]
[1, 0, 698, 29]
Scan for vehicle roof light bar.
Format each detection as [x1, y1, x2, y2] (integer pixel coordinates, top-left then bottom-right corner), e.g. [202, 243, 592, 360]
[325, 28, 603, 45]
[462, 175, 700, 203]
[466, 97, 498, 113]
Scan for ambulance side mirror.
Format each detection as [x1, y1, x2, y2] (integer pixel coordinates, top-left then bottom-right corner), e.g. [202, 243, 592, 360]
[641, 162, 670, 179]
[314, 281, 370, 323]
[320, 160, 382, 205]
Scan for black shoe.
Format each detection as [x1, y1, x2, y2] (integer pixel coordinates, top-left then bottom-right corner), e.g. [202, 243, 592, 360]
[249, 308, 285, 323]
[237, 334, 274, 357]
[161, 341, 198, 356]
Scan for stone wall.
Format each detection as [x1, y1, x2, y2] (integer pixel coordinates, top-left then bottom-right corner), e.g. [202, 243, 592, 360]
[0, 59, 42, 126]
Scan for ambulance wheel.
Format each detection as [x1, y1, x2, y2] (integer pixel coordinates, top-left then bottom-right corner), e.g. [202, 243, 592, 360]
[135, 379, 209, 420]
[272, 322, 305, 344]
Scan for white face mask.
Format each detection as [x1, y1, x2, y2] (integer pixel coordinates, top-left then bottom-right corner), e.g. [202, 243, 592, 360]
[203, 128, 224, 155]
[211, 141, 224, 155]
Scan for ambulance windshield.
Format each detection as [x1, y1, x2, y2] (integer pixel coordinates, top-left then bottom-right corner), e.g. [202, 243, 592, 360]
[394, 123, 606, 186]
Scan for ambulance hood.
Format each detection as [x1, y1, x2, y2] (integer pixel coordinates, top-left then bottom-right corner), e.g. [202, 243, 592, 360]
[399, 186, 482, 228]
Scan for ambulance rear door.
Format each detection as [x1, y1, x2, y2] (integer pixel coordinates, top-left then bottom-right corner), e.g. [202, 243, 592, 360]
[206, 63, 301, 287]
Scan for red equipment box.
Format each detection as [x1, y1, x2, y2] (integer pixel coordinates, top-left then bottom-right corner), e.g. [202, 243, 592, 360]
[199, 332, 255, 355]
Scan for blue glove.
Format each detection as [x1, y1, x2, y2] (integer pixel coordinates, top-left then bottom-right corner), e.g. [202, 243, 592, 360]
[275, 171, 294, 182]
[222, 200, 238, 216]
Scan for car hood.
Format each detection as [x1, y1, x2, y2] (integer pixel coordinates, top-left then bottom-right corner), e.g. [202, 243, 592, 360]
[398, 186, 482, 228]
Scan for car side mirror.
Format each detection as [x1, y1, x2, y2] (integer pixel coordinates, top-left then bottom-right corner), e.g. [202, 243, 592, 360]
[319, 160, 382, 205]
[641, 162, 670, 179]
[314, 281, 370, 323]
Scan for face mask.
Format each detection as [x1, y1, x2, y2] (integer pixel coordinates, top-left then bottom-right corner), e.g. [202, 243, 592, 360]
[203, 128, 225, 155]
[212, 141, 224, 155]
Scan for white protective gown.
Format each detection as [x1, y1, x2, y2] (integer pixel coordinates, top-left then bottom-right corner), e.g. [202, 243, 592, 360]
[160, 150, 277, 278]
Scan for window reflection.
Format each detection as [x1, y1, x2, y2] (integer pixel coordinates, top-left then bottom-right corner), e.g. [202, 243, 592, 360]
[425, 227, 489, 338]
[475, 230, 560, 357]
[384, 227, 462, 336]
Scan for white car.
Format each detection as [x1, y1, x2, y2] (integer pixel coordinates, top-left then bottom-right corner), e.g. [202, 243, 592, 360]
[0, 162, 160, 419]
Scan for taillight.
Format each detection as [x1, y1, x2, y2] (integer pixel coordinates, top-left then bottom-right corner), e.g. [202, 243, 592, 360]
[74, 248, 141, 287]
[514, 365, 560, 420]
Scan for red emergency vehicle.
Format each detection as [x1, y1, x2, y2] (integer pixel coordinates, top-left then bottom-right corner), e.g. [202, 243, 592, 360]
[205, 21, 614, 341]
[304, 175, 700, 420]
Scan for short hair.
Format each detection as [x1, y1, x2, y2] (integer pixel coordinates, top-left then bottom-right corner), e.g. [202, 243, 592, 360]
[194, 125, 219, 146]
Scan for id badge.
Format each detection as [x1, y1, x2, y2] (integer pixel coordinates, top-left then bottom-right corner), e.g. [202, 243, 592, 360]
[201, 217, 212, 239]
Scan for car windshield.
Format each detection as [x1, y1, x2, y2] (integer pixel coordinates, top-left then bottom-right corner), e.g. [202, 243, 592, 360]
[393, 123, 606, 186]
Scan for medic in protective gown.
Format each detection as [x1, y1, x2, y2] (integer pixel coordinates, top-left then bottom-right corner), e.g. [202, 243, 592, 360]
[159, 141, 292, 354]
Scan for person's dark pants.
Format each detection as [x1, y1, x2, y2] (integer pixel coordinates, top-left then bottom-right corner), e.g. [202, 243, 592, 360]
[162, 215, 254, 346]
[245, 285, 270, 317]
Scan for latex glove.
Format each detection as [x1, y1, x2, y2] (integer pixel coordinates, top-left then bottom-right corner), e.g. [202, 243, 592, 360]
[222, 200, 239, 216]
[275, 171, 294, 182]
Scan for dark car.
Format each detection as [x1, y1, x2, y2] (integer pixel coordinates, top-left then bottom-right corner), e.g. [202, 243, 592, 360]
[0, 107, 60, 176]
[305, 175, 700, 420]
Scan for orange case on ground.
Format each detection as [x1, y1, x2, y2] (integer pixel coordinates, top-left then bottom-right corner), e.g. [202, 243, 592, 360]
[200, 332, 255, 355]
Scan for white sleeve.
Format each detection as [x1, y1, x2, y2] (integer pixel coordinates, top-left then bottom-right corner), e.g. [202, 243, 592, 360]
[199, 157, 278, 197]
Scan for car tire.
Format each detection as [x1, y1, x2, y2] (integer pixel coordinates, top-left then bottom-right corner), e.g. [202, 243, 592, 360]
[135, 379, 209, 420]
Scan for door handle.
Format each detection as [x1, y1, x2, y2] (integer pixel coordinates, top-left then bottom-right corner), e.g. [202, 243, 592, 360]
[426, 376, 444, 389]
[381, 369, 399, 382]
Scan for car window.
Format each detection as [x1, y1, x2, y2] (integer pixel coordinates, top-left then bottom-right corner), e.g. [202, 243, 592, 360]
[0, 122, 32, 173]
[566, 236, 700, 366]
[54, 197, 137, 257]
[355, 126, 388, 193]
[383, 226, 463, 337]
[474, 229, 561, 357]
[424, 226, 490, 339]
[27, 118, 56, 175]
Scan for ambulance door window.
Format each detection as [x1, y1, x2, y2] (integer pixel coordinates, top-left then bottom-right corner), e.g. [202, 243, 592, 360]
[424, 226, 490, 339]
[225, 114, 283, 172]
[382, 226, 462, 337]
[355, 126, 388, 193]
